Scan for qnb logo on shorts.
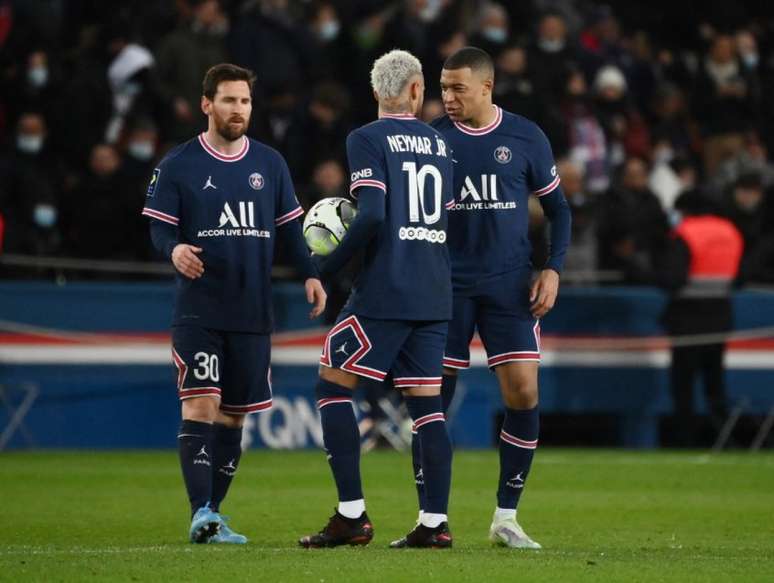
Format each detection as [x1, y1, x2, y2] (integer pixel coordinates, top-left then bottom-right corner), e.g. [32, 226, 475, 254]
[197, 201, 270, 239]
[398, 226, 447, 244]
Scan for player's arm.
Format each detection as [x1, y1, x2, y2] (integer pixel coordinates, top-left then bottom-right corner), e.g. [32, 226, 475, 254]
[527, 127, 572, 318]
[277, 219, 326, 318]
[316, 187, 385, 279]
[275, 154, 326, 318]
[142, 160, 204, 279]
[149, 220, 203, 279]
[316, 130, 387, 279]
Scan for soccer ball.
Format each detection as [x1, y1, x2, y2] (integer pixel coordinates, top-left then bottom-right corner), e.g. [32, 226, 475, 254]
[303, 197, 357, 256]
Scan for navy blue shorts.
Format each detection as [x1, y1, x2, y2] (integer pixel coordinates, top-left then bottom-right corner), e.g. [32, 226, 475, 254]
[171, 326, 272, 414]
[320, 310, 448, 389]
[443, 267, 540, 370]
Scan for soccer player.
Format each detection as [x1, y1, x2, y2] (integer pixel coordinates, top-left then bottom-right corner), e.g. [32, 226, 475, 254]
[298, 50, 456, 549]
[412, 46, 572, 548]
[142, 63, 326, 544]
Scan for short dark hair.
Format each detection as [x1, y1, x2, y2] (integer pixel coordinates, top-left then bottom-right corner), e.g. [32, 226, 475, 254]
[443, 46, 494, 78]
[202, 63, 256, 100]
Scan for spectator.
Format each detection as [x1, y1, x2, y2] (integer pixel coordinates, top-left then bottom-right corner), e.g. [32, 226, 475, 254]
[298, 158, 346, 210]
[558, 158, 598, 279]
[711, 134, 774, 199]
[560, 68, 608, 192]
[228, 0, 315, 103]
[528, 12, 577, 104]
[64, 144, 143, 261]
[493, 45, 543, 122]
[650, 83, 700, 161]
[650, 155, 698, 211]
[469, 2, 511, 59]
[723, 172, 769, 279]
[0, 112, 63, 257]
[693, 34, 760, 176]
[659, 192, 744, 447]
[105, 37, 155, 144]
[154, 0, 229, 143]
[597, 156, 669, 282]
[285, 81, 352, 183]
[593, 65, 650, 166]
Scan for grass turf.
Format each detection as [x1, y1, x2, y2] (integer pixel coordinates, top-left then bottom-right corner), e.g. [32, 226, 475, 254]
[1, 449, 773, 582]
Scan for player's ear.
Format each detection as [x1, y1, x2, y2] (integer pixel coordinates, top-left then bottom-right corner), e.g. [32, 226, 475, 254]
[201, 96, 211, 116]
[372, 89, 379, 103]
[482, 77, 494, 97]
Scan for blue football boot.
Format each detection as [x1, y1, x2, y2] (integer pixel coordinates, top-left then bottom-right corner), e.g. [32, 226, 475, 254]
[189, 505, 220, 543]
[209, 514, 248, 544]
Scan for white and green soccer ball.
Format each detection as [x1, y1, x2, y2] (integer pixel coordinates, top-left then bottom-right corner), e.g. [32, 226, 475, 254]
[303, 197, 357, 256]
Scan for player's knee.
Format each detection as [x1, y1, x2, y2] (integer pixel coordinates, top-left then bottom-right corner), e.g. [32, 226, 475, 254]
[402, 385, 441, 397]
[216, 411, 245, 428]
[319, 366, 358, 389]
[181, 396, 220, 422]
[442, 367, 459, 377]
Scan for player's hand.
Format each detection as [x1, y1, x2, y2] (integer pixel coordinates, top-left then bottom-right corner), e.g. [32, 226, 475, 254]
[529, 269, 560, 318]
[171, 244, 204, 279]
[305, 278, 327, 319]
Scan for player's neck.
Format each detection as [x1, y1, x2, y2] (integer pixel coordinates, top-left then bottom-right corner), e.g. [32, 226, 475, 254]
[203, 128, 245, 156]
[378, 109, 415, 119]
[467, 103, 497, 128]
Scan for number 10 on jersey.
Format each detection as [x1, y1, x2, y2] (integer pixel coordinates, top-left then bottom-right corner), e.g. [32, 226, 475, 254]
[402, 162, 443, 225]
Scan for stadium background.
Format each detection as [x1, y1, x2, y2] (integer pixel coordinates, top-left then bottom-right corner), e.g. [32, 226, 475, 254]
[1, 2, 773, 580]
[2, 0, 774, 451]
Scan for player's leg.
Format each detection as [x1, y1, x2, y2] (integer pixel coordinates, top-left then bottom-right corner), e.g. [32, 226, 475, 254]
[478, 268, 542, 549]
[411, 295, 474, 518]
[206, 331, 272, 544]
[391, 321, 453, 549]
[300, 313, 398, 548]
[172, 326, 224, 543]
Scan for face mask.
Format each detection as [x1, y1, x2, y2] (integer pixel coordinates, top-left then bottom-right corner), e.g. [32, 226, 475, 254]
[28, 66, 49, 88]
[668, 209, 682, 228]
[538, 38, 565, 53]
[482, 27, 507, 44]
[128, 141, 155, 161]
[17, 134, 44, 154]
[419, 0, 442, 22]
[33, 203, 57, 228]
[319, 20, 340, 41]
[742, 52, 759, 68]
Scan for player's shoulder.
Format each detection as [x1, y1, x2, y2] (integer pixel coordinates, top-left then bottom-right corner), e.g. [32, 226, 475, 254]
[499, 107, 548, 142]
[429, 114, 454, 133]
[246, 137, 288, 167]
[156, 138, 197, 170]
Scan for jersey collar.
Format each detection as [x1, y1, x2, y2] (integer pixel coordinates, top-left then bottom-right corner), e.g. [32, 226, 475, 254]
[380, 113, 418, 120]
[453, 105, 502, 136]
[198, 133, 250, 162]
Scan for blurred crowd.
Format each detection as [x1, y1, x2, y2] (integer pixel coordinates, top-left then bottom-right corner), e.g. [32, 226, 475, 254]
[1, 0, 774, 284]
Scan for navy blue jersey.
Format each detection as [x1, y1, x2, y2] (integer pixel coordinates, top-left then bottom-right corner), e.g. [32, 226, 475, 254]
[346, 113, 454, 321]
[431, 106, 561, 287]
[142, 133, 304, 333]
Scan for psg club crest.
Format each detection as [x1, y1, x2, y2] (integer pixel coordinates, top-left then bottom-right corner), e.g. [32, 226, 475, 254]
[494, 146, 512, 164]
[249, 172, 264, 190]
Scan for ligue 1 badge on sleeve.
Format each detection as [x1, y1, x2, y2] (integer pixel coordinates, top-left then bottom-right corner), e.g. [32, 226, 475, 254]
[494, 146, 512, 164]
[249, 172, 264, 190]
[147, 168, 161, 197]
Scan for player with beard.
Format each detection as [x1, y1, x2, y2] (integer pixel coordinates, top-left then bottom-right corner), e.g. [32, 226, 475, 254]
[142, 63, 326, 544]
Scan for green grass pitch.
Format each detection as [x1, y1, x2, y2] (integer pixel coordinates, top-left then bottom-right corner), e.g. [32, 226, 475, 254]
[2, 449, 773, 582]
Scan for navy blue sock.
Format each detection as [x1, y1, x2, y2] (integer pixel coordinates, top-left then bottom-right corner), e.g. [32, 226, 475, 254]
[210, 423, 243, 513]
[497, 406, 539, 509]
[177, 420, 214, 515]
[441, 374, 458, 413]
[316, 379, 362, 502]
[405, 395, 452, 515]
[411, 375, 457, 512]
